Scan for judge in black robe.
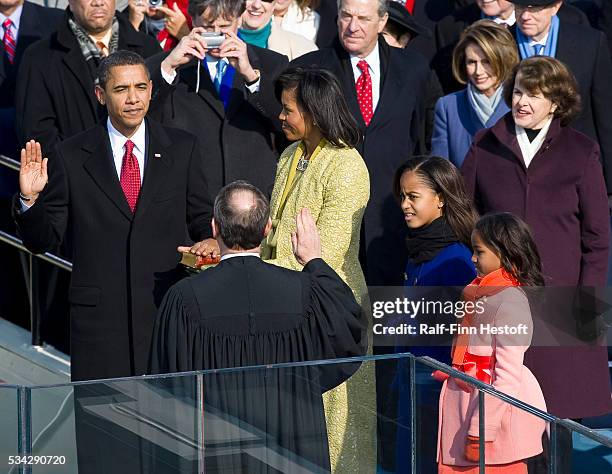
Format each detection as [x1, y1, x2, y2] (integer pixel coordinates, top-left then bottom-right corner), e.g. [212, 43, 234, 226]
[148, 184, 368, 473]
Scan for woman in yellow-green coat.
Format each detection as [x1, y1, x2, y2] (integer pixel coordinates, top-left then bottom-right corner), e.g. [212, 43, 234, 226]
[261, 66, 375, 473]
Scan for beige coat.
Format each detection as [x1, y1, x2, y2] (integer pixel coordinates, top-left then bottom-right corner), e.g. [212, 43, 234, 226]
[267, 21, 318, 61]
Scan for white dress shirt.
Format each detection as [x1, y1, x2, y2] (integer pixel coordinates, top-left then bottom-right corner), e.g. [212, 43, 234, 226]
[528, 31, 549, 50]
[107, 118, 146, 184]
[0, 4, 23, 41]
[350, 44, 381, 112]
[21, 119, 146, 212]
[492, 10, 516, 27]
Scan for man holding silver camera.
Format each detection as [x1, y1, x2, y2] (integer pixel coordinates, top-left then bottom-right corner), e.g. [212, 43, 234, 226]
[147, 0, 288, 200]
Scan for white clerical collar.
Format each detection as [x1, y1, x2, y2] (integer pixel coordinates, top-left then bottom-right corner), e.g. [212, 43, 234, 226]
[350, 44, 380, 77]
[220, 252, 261, 261]
[0, 4, 23, 31]
[107, 118, 146, 156]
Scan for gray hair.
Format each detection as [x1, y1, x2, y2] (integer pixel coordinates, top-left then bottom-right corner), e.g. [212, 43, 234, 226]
[214, 181, 270, 250]
[337, 0, 387, 18]
[98, 50, 149, 89]
[188, 0, 246, 19]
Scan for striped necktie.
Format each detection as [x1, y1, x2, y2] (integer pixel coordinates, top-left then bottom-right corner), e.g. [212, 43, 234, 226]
[2, 19, 16, 64]
[214, 60, 228, 94]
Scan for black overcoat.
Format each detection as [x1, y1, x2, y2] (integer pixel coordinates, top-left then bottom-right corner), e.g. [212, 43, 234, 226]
[0, 1, 63, 109]
[292, 38, 434, 285]
[146, 46, 288, 197]
[14, 120, 213, 381]
[15, 11, 161, 156]
[0, 1, 62, 157]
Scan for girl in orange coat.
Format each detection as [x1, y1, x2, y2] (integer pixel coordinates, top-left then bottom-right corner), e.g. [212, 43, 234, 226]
[437, 213, 547, 473]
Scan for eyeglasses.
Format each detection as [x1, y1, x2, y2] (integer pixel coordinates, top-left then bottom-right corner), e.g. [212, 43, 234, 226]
[514, 4, 551, 14]
[246, 0, 275, 3]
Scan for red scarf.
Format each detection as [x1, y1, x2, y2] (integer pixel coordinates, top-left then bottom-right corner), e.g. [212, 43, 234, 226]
[433, 268, 520, 386]
[157, 0, 192, 51]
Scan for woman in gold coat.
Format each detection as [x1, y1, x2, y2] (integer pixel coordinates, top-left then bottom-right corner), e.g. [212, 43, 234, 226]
[261, 67, 375, 473]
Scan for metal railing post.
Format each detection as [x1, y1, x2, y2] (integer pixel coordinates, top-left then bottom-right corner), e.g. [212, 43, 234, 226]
[549, 422, 557, 474]
[29, 255, 42, 346]
[478, 390, 485, 473]
[197, 373, 204, 474]
[409, 356, 417, 473]
[17, 386, 32, 474]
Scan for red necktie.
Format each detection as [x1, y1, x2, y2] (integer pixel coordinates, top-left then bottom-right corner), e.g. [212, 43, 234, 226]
[405, 0, 415, 14]
[2, 19, 16, 64]
[356, 60, 373, 126]
[120, 140, 141, 212]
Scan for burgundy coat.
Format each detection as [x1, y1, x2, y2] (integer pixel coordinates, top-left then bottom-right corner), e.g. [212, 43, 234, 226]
[461, 113, 611, 418]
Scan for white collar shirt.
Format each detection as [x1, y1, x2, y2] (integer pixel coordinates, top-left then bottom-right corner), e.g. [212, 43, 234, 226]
[107, 118, 146, 184]
[528, 31, 549, 49]
[1, 4, 23, 38]
[220, 252, 261, 261]
[350, 44, 381, 112]
[492, 10, 516, 27]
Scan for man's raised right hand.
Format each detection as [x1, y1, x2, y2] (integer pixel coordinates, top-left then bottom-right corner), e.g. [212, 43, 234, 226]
[19, 140, 48, 205]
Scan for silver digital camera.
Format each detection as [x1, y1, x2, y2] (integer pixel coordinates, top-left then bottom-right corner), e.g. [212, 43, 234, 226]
[199, 32, 225, 48]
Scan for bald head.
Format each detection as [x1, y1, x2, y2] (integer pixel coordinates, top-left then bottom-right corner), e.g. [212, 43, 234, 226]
[213, 181, 270, 250]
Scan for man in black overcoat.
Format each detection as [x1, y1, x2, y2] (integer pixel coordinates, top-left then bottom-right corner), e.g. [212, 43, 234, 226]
[292, 0, 437, 286]
[14, 51, 214, 382]
[147, 0, 288, 198]
[15, 0, 161, 157]
[0, 0, 63, 337]
[0, 0, 63, 158]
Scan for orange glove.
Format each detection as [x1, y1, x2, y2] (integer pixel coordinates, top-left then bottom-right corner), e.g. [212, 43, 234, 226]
[465, 435, 493, 462]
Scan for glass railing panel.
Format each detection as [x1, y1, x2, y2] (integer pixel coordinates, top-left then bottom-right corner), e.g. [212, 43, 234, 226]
[7, 354, 609, 474]
[557, 420, 612, 473]
[29, 373, 200, 473]
[0, 384, 19, 474]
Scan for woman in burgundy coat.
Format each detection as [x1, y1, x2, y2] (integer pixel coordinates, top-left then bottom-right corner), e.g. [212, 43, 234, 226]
[461, 56, 611, 421]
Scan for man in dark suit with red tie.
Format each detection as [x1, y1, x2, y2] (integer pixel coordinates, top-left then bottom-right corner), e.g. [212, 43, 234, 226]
[0, 0, 63, 337]
[292, 0, 437, 287]
[0, 0, 63, 158]
[14, 51, 215, 383]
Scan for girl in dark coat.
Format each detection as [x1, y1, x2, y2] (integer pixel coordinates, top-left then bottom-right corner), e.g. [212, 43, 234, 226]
[392, 156, 478, 474]
[461, 56, 611, 420]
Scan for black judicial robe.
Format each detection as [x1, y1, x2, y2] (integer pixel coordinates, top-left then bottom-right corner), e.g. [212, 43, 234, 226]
[148, 256, 368, 473]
